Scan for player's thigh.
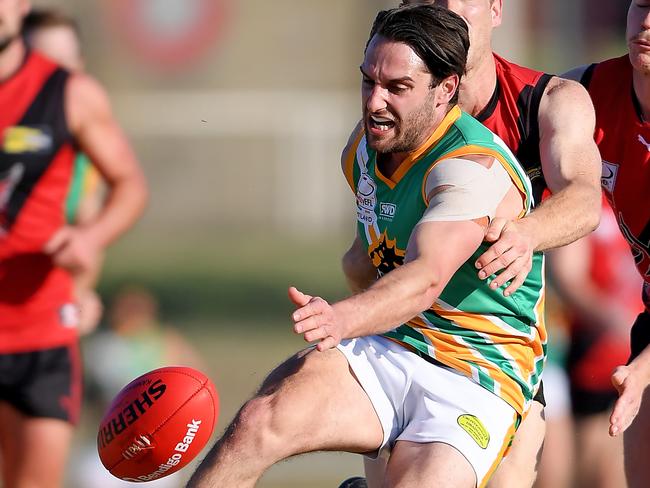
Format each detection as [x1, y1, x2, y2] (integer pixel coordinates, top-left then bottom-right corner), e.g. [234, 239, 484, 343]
[488, 400, 545, 488]
[0, 401, 73, 488]
[384, 440, 475, 488]
[249, 346, 384, 454]
[623, 388, 650, 488]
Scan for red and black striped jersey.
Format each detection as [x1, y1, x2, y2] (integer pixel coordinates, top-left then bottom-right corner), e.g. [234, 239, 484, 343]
[580, 55, 650, 309]
[0, 51, 78, 352]
[476, 53, 553, 206]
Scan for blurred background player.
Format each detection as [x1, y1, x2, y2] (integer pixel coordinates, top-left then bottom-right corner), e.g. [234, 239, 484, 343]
[560, 2, 650, 486]
[23, 7, 105, 336]
[547, 198, 641, 488]
[0, 1, 148, 488]
[84, 284, 206, 406]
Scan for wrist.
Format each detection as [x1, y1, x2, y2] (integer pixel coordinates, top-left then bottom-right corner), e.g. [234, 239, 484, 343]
[516, 216, 542, 252]
[332, 299, 359, 339]
[79, 224, 108, 250]
[629, 346, 650, 387]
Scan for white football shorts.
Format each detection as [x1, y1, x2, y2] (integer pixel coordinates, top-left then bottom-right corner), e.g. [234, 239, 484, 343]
[337, 335, 519, 487]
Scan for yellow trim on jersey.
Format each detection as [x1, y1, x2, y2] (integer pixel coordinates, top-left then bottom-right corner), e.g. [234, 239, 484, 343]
[479, 410, 519, 488]
[408, 308, 543, 414]
[373, 162, 395, 188]
[429, 304, 536, 341]
[374, 105, 462, 190]
[404, 321, 478, 378]
[342, 125, 364, 192]
[421, 145, 529, 219]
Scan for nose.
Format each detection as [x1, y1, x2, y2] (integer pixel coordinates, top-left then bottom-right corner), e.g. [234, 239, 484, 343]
[365, 85, 388, 114]
[643, 10, 650, 30]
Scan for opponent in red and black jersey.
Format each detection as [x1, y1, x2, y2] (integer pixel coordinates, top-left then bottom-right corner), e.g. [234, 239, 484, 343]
[579, 55, 650, 312]
[0, 51, 78, 353]
[476, 53, 553, 206]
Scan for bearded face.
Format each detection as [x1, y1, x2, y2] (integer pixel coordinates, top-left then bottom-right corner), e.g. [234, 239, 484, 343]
[361, 36, 443, 155]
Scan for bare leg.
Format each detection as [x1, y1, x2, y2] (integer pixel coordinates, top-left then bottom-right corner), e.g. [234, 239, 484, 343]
[384, 440, 475, 488]
[186, 348, 383, 488]
[488, 401, 545, 488]
[535, 411, 573, 488]
[624, 388, 650, 488]
[573, 412, 623, 488]
[0, 401, 73, 488]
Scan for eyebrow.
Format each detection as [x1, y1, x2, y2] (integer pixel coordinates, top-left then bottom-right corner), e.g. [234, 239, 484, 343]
[359, 66, 415, 84]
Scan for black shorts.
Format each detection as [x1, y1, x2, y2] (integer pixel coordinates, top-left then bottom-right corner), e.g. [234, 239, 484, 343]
[532, 380, 546, 407]
[628, 310, 650, 363]
[0, 343, 82, 424]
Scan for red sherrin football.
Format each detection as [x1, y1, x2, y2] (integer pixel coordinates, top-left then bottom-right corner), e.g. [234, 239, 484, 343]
[97, 366, 218, 482]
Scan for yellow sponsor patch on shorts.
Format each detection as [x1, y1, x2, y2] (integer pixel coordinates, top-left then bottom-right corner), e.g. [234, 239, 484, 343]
[457, 414, 490, 449]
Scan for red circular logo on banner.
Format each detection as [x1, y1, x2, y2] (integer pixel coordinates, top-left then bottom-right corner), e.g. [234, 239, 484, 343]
[106, 0, 230, 72]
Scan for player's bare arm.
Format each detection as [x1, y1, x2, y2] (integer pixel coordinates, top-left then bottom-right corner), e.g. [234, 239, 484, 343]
[291, 216, 485, 351]
[476, 77, 601, 295]
[293, 152, 517, 351]
[44, 73, 148, 272]
[342, 234, 377, 293]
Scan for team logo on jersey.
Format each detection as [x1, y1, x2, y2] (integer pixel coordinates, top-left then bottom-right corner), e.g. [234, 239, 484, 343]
[356, 173, 377, 225]
[379, 202, 396, 221]
[368, 230, 405, 275]
[601, 160, 619, 194]
[3, 126, 52, 154]
[457, 414, 490, 449]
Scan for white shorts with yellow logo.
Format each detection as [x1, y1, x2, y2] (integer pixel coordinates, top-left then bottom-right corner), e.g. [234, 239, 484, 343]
[337, 335, 519, 487]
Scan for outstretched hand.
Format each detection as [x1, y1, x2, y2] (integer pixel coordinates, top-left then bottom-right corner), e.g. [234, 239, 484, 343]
[288, 286, 344, 351]
[475, 218, 534, 296]
[609, 365, 645, 436]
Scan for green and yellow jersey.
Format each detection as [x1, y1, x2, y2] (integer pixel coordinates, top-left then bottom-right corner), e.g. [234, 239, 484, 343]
[342, 106, 546, 415]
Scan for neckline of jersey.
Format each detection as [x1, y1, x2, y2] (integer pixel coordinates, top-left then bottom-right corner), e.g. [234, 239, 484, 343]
[374, 105, 462, 189]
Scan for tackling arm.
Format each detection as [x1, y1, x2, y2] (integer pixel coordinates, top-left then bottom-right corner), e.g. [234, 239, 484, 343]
[526, 77, 601, 249]
[476, 77, 601, 294]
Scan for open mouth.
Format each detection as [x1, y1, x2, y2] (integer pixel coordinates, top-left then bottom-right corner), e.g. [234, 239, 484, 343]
[369, 115, 396, 132]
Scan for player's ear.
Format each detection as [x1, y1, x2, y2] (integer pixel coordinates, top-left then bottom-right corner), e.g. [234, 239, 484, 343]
[436, 74, 460, 106]
[491, 0, 503, 27]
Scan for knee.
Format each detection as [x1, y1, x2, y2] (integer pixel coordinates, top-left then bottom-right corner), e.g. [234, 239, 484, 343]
[233, 395, 293, 458]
